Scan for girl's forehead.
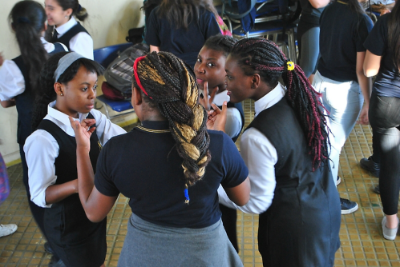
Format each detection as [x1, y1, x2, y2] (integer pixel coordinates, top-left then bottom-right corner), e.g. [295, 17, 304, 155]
[200, 47, 226, 59]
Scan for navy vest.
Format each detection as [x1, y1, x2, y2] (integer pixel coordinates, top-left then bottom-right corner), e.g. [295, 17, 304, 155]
[247, 97, 331, 188]
[12, 43, 65, 145]
[51, 22, 89, 50]
[38, 116, 107, 260]
[218, 101, 245, 143]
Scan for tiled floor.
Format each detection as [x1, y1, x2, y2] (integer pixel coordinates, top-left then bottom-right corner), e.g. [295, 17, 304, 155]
[0, 99, 399, 266]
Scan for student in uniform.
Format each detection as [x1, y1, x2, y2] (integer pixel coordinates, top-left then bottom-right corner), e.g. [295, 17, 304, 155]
[0, 0, 67, 257]
[195, 35, 244, 142]
[214, 38, 341, 267]
[312, 0, 373, 214]
[194, 35, 244, 251]
[145, 0, 221, 67]
[45, 0, 93, 59]
[70, 51, 250, 266]
[24, 52, 125, 267]
[364, 0, 400, 240]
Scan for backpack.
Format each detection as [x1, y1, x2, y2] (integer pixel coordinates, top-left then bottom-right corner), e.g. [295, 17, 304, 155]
[103, 43, 149, 100]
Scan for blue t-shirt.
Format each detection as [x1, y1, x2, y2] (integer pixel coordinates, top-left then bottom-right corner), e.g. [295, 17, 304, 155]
[145, 7, 221, 68]
[95, 120, 248, 228]
[364, 14, 400, 98]
[318, 1, 373, 82]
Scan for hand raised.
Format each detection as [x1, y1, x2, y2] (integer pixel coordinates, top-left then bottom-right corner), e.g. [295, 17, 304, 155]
[69, 117, 96, 152]
[199, 81, 219, 111]
[207, 102, 228, 132]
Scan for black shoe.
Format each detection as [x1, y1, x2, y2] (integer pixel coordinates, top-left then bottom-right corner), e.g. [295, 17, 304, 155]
[48, 255, 66, 267]
[44, 242, 54, 254]
[340, 198, 358, 214]
[373, 185, 380, 194]
[360, 156, 380, 177]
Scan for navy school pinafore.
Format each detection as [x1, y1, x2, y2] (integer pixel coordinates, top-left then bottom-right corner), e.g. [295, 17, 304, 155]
[37, 115, 107, 267]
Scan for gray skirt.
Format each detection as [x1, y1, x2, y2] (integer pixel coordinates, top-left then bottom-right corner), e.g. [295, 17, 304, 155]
[118, 213, 243, 267]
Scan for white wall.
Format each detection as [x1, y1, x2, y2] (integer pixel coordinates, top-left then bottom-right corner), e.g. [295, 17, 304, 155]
[0, 0, 144, 164]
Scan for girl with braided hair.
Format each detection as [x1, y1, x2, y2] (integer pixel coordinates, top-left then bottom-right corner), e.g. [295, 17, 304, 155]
[70, 51, 250, 266]
[194, 35, 244, 251]
[25, 52, 125, 267]
[214, 38, 341, 266]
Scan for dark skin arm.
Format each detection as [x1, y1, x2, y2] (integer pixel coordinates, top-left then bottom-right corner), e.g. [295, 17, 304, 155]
[224, 177, 250, 206]
[45, 179, 79, 204]
[69, 117, 117, 223]
[1, 99, 16, 108]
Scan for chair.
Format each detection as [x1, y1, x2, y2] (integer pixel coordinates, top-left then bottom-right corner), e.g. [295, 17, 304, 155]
[93, 43, 134, 120]
[219, 0, 300, 62]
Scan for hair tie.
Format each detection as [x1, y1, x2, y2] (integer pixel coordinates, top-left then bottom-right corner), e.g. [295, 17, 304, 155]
[54, 52, 84, 82]
[287, 61, 295, 71]
[77, 4, 82, 12]
[17, 17, 30, 24]
[133, 56, 153, 99]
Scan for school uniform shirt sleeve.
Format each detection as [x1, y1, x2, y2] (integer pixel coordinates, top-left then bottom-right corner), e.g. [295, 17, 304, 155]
[24, 130, 59, 208]
[90, 109, 126, 145]
[364, 14, 388, 56]
[0, 60, 25, 100]
[224, 108, 243, 139]
[145, 9, 161, 46]
[355, 14, 373, 52]
[218, 128, 277, 214]
[94, 139, 120, 197]
[69, 32, 94, 60]
[219, 133, 249, 188]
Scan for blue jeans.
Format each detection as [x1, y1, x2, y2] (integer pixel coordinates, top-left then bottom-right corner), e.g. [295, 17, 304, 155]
[313, 71, 364, 183]
[298, 26, 320, 77]
[369, 90, 400, 215]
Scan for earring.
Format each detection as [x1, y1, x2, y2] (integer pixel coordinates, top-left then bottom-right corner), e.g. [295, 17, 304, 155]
[60, 93, 63, 96]
[65, 16, 68, 18]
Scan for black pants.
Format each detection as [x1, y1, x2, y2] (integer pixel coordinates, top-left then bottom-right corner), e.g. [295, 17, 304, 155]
[369, 91, 400, 215]
[220, 204, 238, 252]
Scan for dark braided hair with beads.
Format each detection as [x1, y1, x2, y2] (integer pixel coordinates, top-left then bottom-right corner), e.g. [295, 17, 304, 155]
[204, 35, 238, 57]
[230, 38, 330, 169]
[133, 51, 211, 186]
[31, 52, 104, 130]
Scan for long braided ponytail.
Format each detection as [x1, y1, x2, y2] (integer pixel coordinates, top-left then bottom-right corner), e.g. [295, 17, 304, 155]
[133, 51, 211, 186]
[230, 38, 330, 169]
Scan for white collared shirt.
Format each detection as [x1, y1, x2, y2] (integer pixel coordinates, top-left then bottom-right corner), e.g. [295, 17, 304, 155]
[24, 101, 126, 208]
[218, 82, 286, 214]
[55, 17, 93, 60]
[0, 38, 67, 101]
[210, 90, 243, 139]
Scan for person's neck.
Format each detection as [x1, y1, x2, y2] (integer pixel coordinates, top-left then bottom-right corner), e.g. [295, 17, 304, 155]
[217, 83, 227, 93]
[252, 83, 275, 102]
[54, 102, 79, 118]
[56, 18, 70, 28]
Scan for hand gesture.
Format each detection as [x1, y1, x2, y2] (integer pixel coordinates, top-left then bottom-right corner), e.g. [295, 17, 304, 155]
[207, 102, 228, 132]
[199, 81, 219, 111]
[69, 117, 96, 152]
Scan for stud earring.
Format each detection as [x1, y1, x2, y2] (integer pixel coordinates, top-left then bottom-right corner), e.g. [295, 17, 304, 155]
[60, 93, 63, 96]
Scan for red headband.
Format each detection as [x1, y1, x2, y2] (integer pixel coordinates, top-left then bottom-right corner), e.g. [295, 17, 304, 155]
[133, 55, 152, 99]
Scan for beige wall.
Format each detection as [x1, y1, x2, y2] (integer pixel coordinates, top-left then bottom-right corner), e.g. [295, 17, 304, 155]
[0, 0, 144, 164]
